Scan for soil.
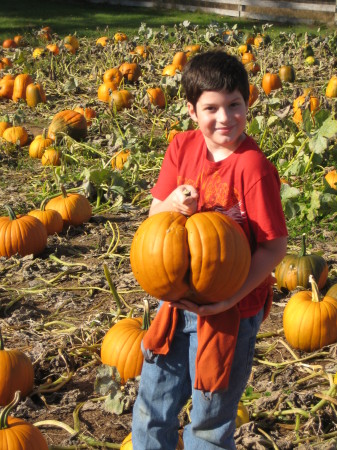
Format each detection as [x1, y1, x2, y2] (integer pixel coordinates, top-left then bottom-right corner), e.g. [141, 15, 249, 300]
[1, 120, 337, 450]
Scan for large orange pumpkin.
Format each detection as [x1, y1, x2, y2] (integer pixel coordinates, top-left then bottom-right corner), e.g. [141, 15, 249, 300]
[0, 392, 49, 449]
[2, 126, 28, 147]
[0, 330, 34, 406]
[45, 186, 92, 228]
[0, 206, 47, 257]
[12, 74, 33, 102]
[100, 304, 150, 383]
[25, 82, 46, 107]
[28, 200, 63, 235]
[0, 77, 14, 99]
[119, 62, 141, 82]
[48, 109, 87, 141]
[262, 73, 282, 95]
[147, 87, 166, 108]
[130, 211, 251, 304]
[283, 276, 337, 351]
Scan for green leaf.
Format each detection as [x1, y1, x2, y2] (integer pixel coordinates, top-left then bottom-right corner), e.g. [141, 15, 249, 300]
[94, 365, 122, 395]
[309, 115, 337, 155]
[280, 183, 301, 200]
[104, 390, 125, 415]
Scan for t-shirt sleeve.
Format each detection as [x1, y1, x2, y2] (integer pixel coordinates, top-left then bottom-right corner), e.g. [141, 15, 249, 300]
[244, 168, 288, 243]
[150, 140, 179, 201]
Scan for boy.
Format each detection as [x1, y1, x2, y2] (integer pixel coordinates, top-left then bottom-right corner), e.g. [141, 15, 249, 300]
[131, 50, 288, 449]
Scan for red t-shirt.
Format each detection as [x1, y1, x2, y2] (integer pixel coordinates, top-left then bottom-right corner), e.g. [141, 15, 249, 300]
[151, 129, 288, 317]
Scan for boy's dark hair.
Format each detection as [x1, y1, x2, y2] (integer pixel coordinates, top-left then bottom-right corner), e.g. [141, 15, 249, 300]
[181, 50, 249, 108]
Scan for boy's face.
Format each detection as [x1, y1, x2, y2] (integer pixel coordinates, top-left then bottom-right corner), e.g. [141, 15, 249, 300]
[187, 88, 248, 156]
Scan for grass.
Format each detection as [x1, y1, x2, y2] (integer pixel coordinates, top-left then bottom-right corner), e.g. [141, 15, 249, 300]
[0, 0, 335, 42]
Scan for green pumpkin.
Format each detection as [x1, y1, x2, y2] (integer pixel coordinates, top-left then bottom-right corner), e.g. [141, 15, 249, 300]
[275, 233, 328, 291]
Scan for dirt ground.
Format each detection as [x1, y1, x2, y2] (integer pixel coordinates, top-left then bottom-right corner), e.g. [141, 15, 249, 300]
[1, 123, 337, 449]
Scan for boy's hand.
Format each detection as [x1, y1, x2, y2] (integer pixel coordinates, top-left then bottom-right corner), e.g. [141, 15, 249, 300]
[170, 184, 198, 216]
[169, 296, 240, 316]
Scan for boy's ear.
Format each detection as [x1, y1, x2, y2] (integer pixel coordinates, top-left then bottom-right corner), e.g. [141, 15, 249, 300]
[187, 102, 198, 122]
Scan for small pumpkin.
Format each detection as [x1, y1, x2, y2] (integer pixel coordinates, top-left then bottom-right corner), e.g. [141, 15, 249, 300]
[184, 44, 201, 57]
[13, 35, 24, 46]
[41, 147, 61, 166]
[0, 205, 47, 257]
[241, 52, 256, 65]
[0, 391, 49, 450]
[0, 120, 11, 137]
[147, 87, 166, 108]
[110, 89, 133, 111]
[12, 73, 33, 102]
[172, 51, 187, 70]
[325, 169, 337, 191]
[97, 81, 118, 103]
[2, 126, 28, 147]
[0, 330, 34, 406]
[283, 275, 337, 351]
[119, 62, 141, 82]
[48, 109, 87, 141]
[133, 45, 153, 60]
[325, 75, 337, 98]
[0, 57, 12, 70]
[262, 73, 282, 96]
[103, 68, 123, 84]
[0, 77, 15, 99]
[293, 93, 320, 125]
[248, 84, 259, 107]
[275, 233, 328, 291]
[28, 199, 63, 235]
[73, 106, 96, 126]
[162, 64, 180, 76]
[29, 129, 53, 158]
[63, 35, 79, 50]
[46, 43, 60, 55]
[96, 36, 109, 47]
[120, 431, 184, 449]
[130, 211, 251, 304]
[45, 185, 92, 228]
[100, 300, 150, 384]
[111, 149, 131, 170]
[253, 33, 271, 48]
[2, 38, 17, 49]
[114, 32, 128, 42]
[26, 82, 47, 108]
[236, 402, 250, 427]
[278, 65, 295, 83]
[32, 47, 45, 59]
[64, 43, 76, 54]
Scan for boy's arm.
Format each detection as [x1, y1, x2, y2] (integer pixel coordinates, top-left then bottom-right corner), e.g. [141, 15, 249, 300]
[149, 184, 199, 217]
[170, 236, 288, 316]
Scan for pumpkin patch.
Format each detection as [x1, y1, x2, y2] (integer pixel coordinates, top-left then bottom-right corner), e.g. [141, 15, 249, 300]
[0, 7, 336, 449]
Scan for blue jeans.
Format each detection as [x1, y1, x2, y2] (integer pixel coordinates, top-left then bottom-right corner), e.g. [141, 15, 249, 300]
[131, 306, 264, 450]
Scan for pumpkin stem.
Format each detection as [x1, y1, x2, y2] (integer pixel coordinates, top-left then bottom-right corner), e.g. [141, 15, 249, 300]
[0, 391, 21, 429]
[309, 275, 321, 302]
[4, 205, 17, 221]
[0, 328, 3, 350]
[141, 299, 151, 330]
[39, 197, 48, 211]
[60, 185, 68, 199]
[299, 233, 307, 257]
[103, 264, 122, 314]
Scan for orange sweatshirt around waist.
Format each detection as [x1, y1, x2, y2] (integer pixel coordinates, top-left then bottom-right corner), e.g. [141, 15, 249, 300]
[142, 275, 274, 393]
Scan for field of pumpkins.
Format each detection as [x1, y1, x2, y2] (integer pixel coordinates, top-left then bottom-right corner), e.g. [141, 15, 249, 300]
[0, 18, 337, 449]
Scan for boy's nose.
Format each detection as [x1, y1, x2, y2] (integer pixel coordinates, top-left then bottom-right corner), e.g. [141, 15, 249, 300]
[218, 107, 230, 122]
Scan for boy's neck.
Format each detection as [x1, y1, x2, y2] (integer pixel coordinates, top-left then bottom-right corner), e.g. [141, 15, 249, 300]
[206, 133, 246, 162]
